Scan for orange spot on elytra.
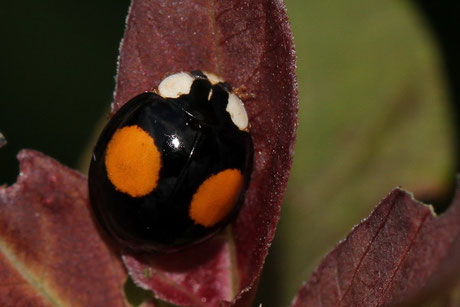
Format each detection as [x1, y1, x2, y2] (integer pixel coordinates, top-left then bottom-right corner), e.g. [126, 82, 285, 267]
[105, 125, 161, 197]
[189, 169, 244, 227]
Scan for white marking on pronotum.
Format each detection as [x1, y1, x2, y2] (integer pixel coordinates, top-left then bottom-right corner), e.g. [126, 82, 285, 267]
[158, 72, 194, 98]
[203, 71, 224, 85]
[226, 93, 249, 131]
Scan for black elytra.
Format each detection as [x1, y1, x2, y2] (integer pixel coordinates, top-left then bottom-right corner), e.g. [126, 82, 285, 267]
[88, 72, 253, 252]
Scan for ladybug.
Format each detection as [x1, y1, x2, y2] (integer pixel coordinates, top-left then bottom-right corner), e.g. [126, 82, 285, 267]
[88, 71, 253, 252]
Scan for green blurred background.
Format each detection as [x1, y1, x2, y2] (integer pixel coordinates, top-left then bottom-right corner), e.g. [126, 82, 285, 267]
[0, 1, 458, 306]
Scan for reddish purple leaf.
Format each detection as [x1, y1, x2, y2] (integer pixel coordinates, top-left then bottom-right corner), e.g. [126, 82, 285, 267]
[123, 235, 232, 306]
[219, 277, 260, 307]
[115, 0, 297, 306]
[292, 180, 460, 307]
[0, 150, 127, 306]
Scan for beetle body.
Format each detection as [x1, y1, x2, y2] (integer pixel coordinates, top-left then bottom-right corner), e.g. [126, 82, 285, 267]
[89, 71, 252, 252]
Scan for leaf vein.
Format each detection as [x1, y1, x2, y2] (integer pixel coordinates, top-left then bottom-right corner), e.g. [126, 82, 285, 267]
[336, 195, 399, 306]
[0, 239, 65, 306]
[377, 211, 431, 304]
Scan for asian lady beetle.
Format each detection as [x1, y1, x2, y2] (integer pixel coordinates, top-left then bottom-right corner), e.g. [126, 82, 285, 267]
[88, 71, 253, 252]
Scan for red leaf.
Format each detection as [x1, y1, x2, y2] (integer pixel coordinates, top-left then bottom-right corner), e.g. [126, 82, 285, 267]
[0, 150, 127, 306]
[115, 0, 297, 306]
[123, 235, 232, 306]
[291, 180, 460, 307]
